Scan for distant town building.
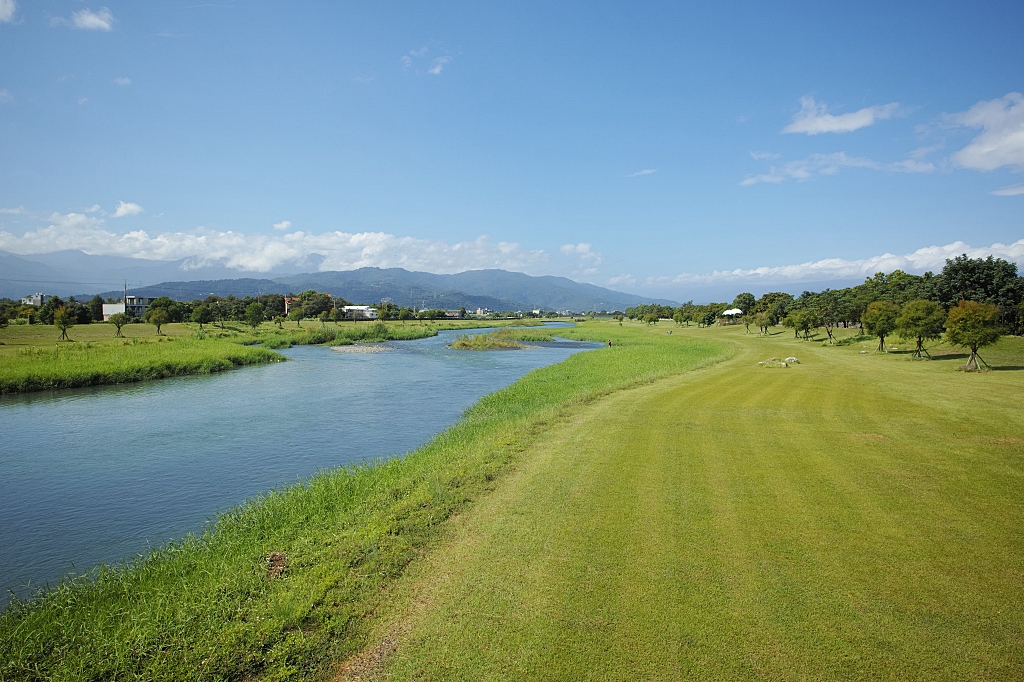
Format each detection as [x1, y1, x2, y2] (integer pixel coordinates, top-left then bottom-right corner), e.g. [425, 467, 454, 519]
[444, 310, 464, 319]
[341, 305, 378, 320]
[101, 303, 124, 321]
[21, 293, 44, 306]
[101, 296, 154, 321]
[475, 307, 493, 316]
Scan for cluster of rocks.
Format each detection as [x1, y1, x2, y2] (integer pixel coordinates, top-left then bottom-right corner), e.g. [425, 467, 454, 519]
[757, 356, 800, 368]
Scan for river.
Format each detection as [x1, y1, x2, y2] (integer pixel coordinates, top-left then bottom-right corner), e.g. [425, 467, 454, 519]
[0, 326, 598, 607]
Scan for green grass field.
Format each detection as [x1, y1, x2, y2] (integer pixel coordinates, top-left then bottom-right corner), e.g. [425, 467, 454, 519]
[0, 320, 725, 681]
[0, 318, 539, 393]
[3, 320, 1021, 680]
[362, 322, 1024, 681]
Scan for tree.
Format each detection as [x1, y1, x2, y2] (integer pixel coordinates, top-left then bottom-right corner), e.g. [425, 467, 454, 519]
[895, 300, 946, 359]
[288, 306, 304, 327]
[643, 312, 658, 325]
[861, 301, 900, 352]
[732, 292, 756, 314]
[87, 295, 104, 322]
[108, 312, 131, 337]
[319, 310, 330, 327]
[191, 305, 214, 330]
[38, 296, 66, 325]
[945, 301, 1002, 371]
[53, 305, 75, 341]
[753, 311, 771, 336]
[245, 302, 266, 331]
[148, 307, 170, 335]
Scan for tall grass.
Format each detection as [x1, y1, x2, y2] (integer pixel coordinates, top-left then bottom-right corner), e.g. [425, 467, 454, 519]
[0, 338, 282, 394]
[0, 324, 730, 681]
[450, 333, 524, 350]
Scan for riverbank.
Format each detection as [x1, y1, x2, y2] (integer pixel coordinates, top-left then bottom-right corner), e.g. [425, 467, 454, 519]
[0, 323, 729, 680]
[0, 319, 546, 394]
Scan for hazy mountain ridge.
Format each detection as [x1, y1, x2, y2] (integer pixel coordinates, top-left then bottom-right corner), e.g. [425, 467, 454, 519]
[1, 250, 678, 310]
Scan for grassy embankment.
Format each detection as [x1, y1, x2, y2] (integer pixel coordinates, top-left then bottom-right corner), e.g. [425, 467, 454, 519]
[0, 318, 537, 393]
[0, 322, 727, 680]
[368, 322, 1024, 681]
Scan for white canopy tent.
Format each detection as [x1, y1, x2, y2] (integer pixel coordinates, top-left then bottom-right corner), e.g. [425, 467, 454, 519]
[721, 308, 744, 316]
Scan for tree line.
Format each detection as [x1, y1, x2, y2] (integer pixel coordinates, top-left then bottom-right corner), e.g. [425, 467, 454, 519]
[625, 255, 1023, 368]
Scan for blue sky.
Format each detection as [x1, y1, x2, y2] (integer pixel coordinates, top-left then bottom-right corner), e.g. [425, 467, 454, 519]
[1, 0, 1022, 299]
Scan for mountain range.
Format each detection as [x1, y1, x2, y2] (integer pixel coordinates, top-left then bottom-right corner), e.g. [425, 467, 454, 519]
[0, 250, 678, 312]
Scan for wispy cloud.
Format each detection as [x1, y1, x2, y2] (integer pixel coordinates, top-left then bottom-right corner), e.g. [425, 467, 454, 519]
[402, 46, 452, 75]
[112, 77, 132, 86]
[627, 169, 657, 177]
[71, 7, 114, 31]
[77, 97, 89, 106]
[112, 201, 143, 218]
[741, 152, 935, 186]
[0, 0, 16, 24]
[643, 239, 1024, 288]
[427, 56, 452, 75]
[946, 92, 1024, 172]
[782, 96, 901, 135]
[273, 220, 292, 231]
[0, 89, 12, 103]
[0, 205, 25, 214]
[0, 215, 550, 274]
[991, 184, 1024, 196]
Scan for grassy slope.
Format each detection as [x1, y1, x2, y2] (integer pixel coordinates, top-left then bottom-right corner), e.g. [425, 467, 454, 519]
[0, 322, 727, 681]
[377, 323, 1024, 681]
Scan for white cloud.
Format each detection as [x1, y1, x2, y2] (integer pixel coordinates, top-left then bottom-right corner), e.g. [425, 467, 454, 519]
[113, 201, 144, 217]
[427, 56, 452, 75]
[560, 242, 604, 265]
[409, 46, 429, 58]
[742, 151, 935, 186]
[0, 215, 550, 274]
[643, 239, 1024, 288]
[85, 204, 102, 213]
[0, 0, 16, 23]
[991, 184, 1024, 196]
[400, 55, 412, 68]
[273, 220, 292, 231]
[947, 92, 1024, 172]
[113, 77, 131, 86]
[782, 96, 901, 135]
[72, 7, 114, 31]
[77, 97, 89, 105]
[750, 151, 781, 161]
[607, 274, 637, 287]
[627, 169, 657, 177]
[0, 205, 25, 214]
[0, 89, 12, 103]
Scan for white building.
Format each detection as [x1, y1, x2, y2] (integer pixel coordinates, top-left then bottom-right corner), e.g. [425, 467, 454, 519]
[21, 293, 44, 306]
[101, 303, 125, 321]
[342, 305, 378, 320]
[101, 296, 155, 321]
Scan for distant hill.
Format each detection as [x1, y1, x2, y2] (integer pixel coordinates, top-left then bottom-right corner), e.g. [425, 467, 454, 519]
[94, 268, 678, 311]
[1, 250, 678, 311]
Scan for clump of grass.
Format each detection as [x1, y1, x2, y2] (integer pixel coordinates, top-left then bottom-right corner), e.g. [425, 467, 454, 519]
[450, 333, 525, 350]
[0, 339, 283, 394]
[0, 325, 730, 681]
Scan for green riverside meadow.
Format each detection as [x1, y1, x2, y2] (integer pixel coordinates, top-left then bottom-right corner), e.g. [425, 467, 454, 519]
[0, 319, 530, 394]
[3, 320, 1023, 681]
[0, 321, 727, 680]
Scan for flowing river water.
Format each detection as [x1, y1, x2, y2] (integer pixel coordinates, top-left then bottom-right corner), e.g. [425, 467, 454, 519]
[0, 326, 599, 607]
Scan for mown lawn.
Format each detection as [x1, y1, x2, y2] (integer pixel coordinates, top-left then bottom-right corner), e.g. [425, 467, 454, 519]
[373, 322, 1024, 681]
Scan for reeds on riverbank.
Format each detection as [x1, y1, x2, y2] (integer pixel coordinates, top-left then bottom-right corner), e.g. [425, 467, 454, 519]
[450, 332, 525, 350]
[0, 337, 282, 394]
